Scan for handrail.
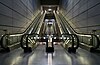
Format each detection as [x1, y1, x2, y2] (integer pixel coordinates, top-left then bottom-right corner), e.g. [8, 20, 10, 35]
[58, 16, 69, 34]
[20, 33, 39, 52]
[71, 34, 79, 49]
[20, 34, 27, 49]
[29, 15, 42, 34]
[32, 17, 42, 33]
[61, 34, 79, 49]
[20, 33, 38, 49]
[0, 34, 8, 49]
[89, 34, 100, 49]
[57, 12, 100, 50]
[23, 12, 42, 34]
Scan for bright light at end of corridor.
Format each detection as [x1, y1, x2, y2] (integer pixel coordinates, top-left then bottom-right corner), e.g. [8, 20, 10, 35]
[48, 9, 52, 11]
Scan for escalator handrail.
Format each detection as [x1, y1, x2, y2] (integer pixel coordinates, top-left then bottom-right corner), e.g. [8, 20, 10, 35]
[72, 34, 79, 49]
[61, 34, 79, 49]
[31, 15, 42, 33]
[20, 34, 27, 49]
[90, 34, 100, 49]
[58, 12, 100, 50]
[0, 34, 8, 49]
[20, 33, 43, 49]
[20, 33, 38, 49]
[32, 17, 41, 33]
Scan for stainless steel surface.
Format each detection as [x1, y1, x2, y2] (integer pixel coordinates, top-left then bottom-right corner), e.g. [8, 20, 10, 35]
[0, 45, 100, 65]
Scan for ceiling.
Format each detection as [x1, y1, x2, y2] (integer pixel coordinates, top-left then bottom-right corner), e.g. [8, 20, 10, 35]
[40, 0, 60, 5]
[40, 0, 60, 11]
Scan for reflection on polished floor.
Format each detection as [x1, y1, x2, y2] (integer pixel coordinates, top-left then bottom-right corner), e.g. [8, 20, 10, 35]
[0, 44, 100, 65]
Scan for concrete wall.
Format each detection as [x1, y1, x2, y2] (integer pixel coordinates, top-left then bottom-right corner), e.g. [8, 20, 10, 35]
[60, 0, 100, 34]
[0, 0, 40, 35]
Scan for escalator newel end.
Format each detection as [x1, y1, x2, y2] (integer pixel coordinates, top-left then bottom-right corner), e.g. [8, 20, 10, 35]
[5, 47, 10, 52]
[68, 47, 72, 53]
[72, 48, 76, 53]
[68, 47, 76, 53]
[24, 47, 32, 53]
[90, 47, 95, 52]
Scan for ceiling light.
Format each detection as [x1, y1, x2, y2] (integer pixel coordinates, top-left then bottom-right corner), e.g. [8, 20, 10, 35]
[48, 9, 52, 11]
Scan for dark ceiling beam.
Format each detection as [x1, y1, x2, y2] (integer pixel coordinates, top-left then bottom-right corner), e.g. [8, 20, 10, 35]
[40, 0, 60, 5]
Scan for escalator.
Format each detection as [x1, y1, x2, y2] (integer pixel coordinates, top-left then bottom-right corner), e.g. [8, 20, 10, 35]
[0, 10, 80, 54]
[0, 12, 45, 52]
[19, 11, 67, 53]
[54, 12, 79, 53]
[56, 11, 100, 52]
[0, 10, 100, 65]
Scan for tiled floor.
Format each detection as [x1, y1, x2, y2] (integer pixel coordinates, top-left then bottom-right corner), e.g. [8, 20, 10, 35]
[0, 45, 100, 65]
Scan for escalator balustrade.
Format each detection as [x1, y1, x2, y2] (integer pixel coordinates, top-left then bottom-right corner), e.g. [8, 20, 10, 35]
[56, 12, 100, 52]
